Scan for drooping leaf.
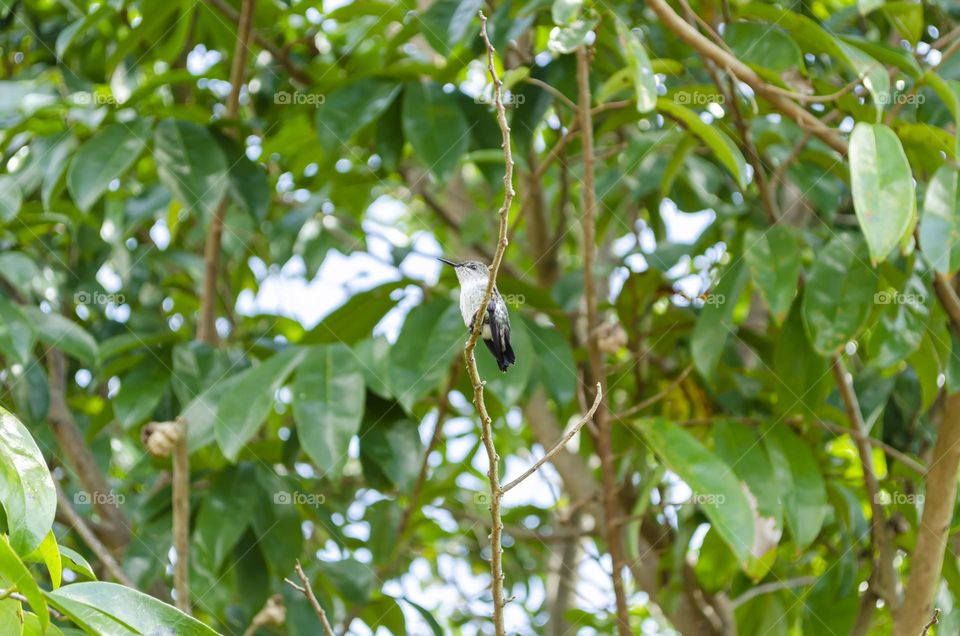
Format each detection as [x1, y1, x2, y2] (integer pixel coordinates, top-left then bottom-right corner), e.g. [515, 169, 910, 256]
[920, 165, 960, 275]
[113, 357, 170, 430]
[657, 98, 748, 189]
[315, 79, 401, 155]
[293, 344, 366, 478]
[0, 535, 47, 632]
[215, 348, 306, 461]
[849, 122, 916, 263]
[774, 297, 831, 416]
[724, 22, 802, 73]
[640, 418, 755, 565]
[0, 407, 56, 555]
[614, 16, 657, 113]
[0, 175, 23, 222]
[66, 119, 151, 212]
[801, 234, 877, 356]
[763, 427, 828, 550]
[20, 307, 98, 368]
[419, 0, 483, 56]
[691, 261, 749, 379]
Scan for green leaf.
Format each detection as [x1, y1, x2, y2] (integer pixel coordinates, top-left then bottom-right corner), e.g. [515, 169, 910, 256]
[45, 582, 219, 635]
[153, 119, 229, 219]
[389, 298, 464, 411]
[113, 358, 170, 430]
[58, 546, 96, 581]
[0, 299, 35, 366]
[920, 165, 960, 275]
[849, 123, 915, 263]
[691, 261, 749, 379]
[640, 419, 755, 564]
[774, 297, 831, 416]
[302, 281, 406, 345]
[523, 316, 576, 406]
[67, 120, 151, 212]
[0, 175, 23, 223]
[215, 348, 306, 461]
[0, 535, 47, 632]
[20, 308, 98, 368]
[192, 465, 258, 580]
[657, 98, 747, 189]
[865, 274, 927, 368]
[714, 421, 782, 533]
[293, 344, 365, 478]
[401, 82, 470, 180]
[743, 227, 801, 324]
[316, 79, 401, 155]
[404, 597, 444, 636]
[37, 531, 61, 589]
[614, 17, 657, 113]
[724, 22, 802, 73]
[763, 427, 827, 550]
[419, 0, 483, 56]
[360, 417, 422, 492]
[0, 407, 56, 554]
[0, 252, 39, 296]
[801, 234, 877, 356]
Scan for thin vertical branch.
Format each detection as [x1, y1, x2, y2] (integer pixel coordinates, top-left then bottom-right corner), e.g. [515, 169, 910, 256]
[576, 45, 633, 635]
[832, 356, 898, 614]
[286, 561, 335, 636]
[467, 13, 515, 635]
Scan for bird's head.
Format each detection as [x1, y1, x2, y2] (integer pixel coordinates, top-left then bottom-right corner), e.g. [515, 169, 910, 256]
[438, 258, 490, 284]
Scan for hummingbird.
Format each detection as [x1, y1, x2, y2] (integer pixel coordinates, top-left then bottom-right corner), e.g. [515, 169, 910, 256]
[439, 258, 516, 372]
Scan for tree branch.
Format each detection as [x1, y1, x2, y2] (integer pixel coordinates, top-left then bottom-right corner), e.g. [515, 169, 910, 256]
[286, 560, 335, 636]
[832, 356, 898, 613]
[576, 44, 633, 635]
[465, 13, 516, 635]
[502, 384, 601, 494]
[55, 483, 136, 588]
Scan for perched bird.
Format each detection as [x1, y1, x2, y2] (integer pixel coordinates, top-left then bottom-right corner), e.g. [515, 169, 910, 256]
[439, 258, 515, 372]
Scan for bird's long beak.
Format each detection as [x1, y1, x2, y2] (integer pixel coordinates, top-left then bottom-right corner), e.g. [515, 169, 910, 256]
[437, 257, 458, 268]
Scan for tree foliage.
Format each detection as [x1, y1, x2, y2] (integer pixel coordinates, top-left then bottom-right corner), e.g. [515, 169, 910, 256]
[1, 0, 960, 633]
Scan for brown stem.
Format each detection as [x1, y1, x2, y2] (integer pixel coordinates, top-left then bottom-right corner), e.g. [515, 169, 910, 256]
[896, 393, 960, 635]
[467, 13, 516, 635]
[832, 356, 898, 613]
[47, 351, 130, 549]
[55, 484, 136, 588]
[576, 45, 632, 635]
[286, 560, 335, 636]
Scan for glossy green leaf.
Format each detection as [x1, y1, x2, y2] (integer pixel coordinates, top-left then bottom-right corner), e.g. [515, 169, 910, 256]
[153, 119, 228, 219]
[614, 17, 657, 113]
[920, 165, 960, 275]
[66, 120, 151, 212]
[724, 23, 802, 73]
[45, 582, 218, 635]
[774, 297, 831, 416]
[743, 227, 801, 324]
[37, 530, 61, 589]
[849, 123, 915, 263]
[318, 558, 376, 605]
[419, 0, 483, 56]
[401, 82, 470, 180]
[215, 348, 306, 461]
[641, 418, 755, 564]
[293, 344, 365, 478]
[547, 14, 598, 55]
[0, 536, 47, 632]
[865, 274, 928, 368]
[0, 407, 56, 555]
[59, 546, 96, 581]
[360, 417, 422, 492]
[551, 0, 581, 24]
[691, 260, 749, 379]
[657, 98, 747, 189]
[801, 234, 877, 356]
[0, 299, 35, 366]
[763, 427, 827, 550]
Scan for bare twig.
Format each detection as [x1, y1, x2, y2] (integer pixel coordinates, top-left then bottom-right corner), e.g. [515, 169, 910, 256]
[618, 365, 693, 419]
[920, 608, 941, 635]
[502, 384, 602, 494]
[576, 45, 632, 635]
[241, 594, 285, 636]
[832, 356, 898, 613]
[465, 13, 516, 635]
[286, 561, 335, 636]
[55, 484, 136, 588]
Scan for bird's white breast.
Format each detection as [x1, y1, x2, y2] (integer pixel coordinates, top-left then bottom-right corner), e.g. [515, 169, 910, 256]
[459, 279, 490, 328]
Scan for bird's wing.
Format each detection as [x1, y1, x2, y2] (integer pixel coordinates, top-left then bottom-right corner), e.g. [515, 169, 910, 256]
[485, 302, 504, 364]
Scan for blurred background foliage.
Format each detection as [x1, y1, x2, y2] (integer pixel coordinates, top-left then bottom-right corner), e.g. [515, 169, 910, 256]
[2, 0, 960, 633]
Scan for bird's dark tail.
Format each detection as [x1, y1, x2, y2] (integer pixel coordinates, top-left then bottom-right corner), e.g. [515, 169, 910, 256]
[484, 338, 515, 372]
